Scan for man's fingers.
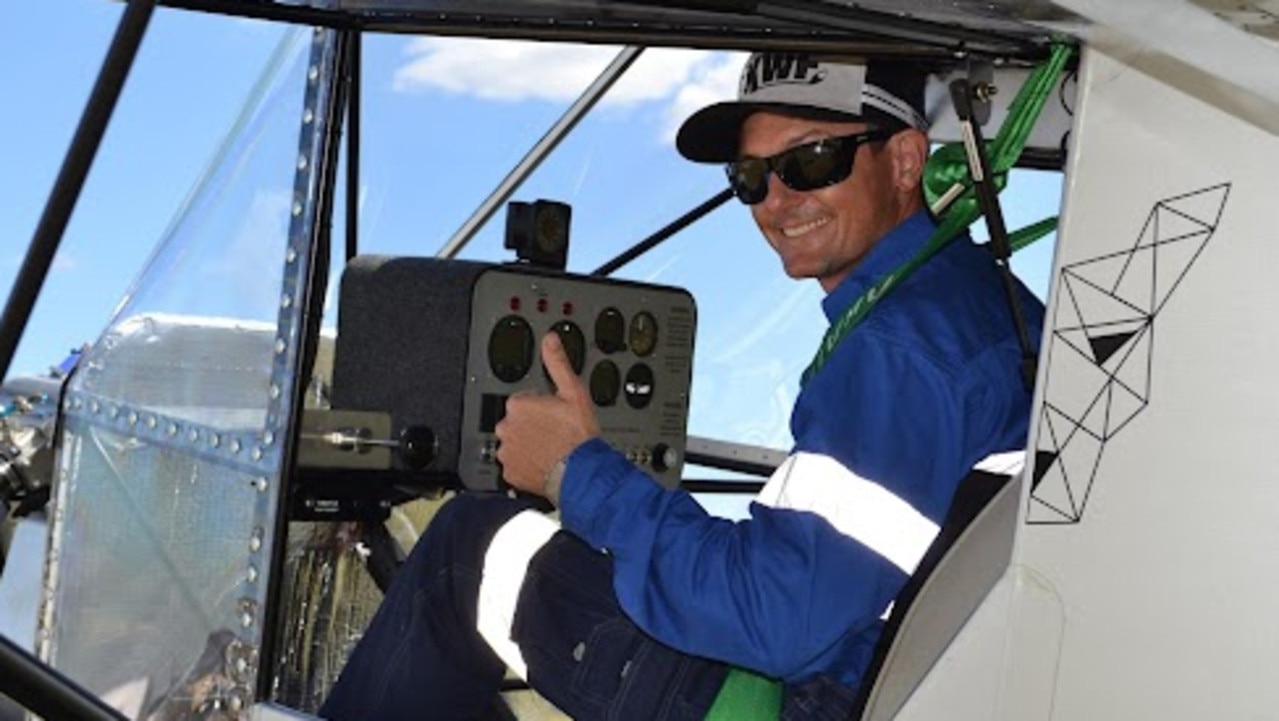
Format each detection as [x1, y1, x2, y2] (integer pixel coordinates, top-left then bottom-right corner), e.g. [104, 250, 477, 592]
[542, 332, 586, 403]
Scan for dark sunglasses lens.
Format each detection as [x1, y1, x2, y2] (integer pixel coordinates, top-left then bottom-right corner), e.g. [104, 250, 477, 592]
[779, 139, 855, 192]
[728, 159, 769, 205]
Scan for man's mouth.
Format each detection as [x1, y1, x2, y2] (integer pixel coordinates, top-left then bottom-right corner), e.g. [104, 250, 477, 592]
[781, 216, 830, 238]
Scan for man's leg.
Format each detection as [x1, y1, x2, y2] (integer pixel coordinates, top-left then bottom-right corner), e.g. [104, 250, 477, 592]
[322, 493, 728, 721]
[512, 533, 729, 721]
[321, 494, 531, 721]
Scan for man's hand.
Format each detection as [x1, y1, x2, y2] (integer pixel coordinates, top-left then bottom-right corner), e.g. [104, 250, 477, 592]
[495, 332, 600, 501]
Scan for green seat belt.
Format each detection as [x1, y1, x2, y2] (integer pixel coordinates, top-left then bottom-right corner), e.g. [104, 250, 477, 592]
[702, 41, 1073, 721]
[704, 667, 783, 721]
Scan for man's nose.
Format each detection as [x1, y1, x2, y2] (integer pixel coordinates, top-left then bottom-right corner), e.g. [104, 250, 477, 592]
[761, 172, 800, 210]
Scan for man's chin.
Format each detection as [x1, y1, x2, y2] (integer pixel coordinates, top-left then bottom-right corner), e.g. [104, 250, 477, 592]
[781, 258, 825, 281]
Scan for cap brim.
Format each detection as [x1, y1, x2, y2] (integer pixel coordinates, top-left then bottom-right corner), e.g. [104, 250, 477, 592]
[675, 101, 867, 163]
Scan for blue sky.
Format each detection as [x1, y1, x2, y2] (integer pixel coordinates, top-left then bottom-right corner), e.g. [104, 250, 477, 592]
[2, 1, 1062, 450]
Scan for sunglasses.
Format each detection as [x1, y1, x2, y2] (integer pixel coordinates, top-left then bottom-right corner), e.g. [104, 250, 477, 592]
[726, 129, 892, 205]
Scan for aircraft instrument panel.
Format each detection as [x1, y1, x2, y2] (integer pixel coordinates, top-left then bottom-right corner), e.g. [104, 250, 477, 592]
[330, 256, 696, 491]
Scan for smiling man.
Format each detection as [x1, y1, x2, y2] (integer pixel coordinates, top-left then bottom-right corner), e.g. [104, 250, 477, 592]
[322, 52, 1044, 721]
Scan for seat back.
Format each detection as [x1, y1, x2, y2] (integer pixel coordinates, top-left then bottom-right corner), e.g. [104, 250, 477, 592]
[851, 468, 1021, 721]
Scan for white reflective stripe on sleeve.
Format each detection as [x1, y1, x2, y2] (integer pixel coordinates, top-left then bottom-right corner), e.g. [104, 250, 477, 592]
[755, 452, 940, 574]
[972, 450, 1026, 476]
[476, 510, 560, 680]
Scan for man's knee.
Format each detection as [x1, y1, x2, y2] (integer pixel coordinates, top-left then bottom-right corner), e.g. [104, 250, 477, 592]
[406, 493, 534, 580]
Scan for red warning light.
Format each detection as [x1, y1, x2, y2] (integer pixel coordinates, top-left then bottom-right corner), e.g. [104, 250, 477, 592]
[537, 298, 549, 313]
[562, 301, 574, 316]
[509, 296, 521, 312]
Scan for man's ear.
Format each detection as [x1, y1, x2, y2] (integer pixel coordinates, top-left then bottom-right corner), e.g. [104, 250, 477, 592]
[890, 129, 929, 194]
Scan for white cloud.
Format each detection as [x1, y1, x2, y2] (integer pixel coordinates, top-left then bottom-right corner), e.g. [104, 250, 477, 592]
[392, 38, 747, 144]
[660, 51, 747, 143]
[1, 251, 77, 273]
[52, 252, 79, 273]
[394, 38, 621, 102]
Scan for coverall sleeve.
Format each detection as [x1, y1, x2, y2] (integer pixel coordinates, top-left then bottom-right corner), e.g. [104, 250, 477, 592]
[557, 338, 989, 682]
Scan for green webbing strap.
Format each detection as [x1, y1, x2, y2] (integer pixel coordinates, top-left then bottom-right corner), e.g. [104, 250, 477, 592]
[924, 42, 1074, 219]
[704, 667, 783, 721]
[801, 42, 1073, 387]
[1010, 216, 1058, 254]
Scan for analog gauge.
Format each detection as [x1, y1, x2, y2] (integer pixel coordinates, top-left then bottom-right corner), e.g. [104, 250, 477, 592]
[549, 320, 586, 375]
[594, 307, 626, 354]
[623, 363, 655, 409]
[589, 360, 621, 407]
[488, 315, 534, 383]
[629, 311, 659, 357]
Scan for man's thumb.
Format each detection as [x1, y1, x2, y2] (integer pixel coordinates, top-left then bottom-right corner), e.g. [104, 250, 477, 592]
[542, 332, 584, 402]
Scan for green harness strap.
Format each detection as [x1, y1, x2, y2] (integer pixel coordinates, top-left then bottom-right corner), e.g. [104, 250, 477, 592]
[703, 42, 1073, 721]
[801, 42, 1072, 386]
[704, 667, 784, 720]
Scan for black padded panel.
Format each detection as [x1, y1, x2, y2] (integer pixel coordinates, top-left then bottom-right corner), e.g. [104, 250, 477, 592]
[331, 256, 488, 482]
[847, 468, 1011, 718]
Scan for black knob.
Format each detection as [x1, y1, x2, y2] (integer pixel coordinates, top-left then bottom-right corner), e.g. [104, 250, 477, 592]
[399, 426, 437, 470]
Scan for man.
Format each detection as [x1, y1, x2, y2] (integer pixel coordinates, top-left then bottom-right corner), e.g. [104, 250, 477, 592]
[321, 52, 1044, 720]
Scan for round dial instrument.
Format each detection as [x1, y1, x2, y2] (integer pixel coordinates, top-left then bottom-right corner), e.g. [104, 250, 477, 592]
[629, 311, 659, 357]
[624, 363, 655, 409]
[589, 360, 621, 407]
[488, 315, 534, 383]
[594, 307, 626, 354]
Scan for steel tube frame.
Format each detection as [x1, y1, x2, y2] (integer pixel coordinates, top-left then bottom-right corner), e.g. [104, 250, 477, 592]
[258, 28, 355, 701]
[0, 634, 127, 721]
[0, 0, 156, 383]
[345, 32, 362, 262]
[592, 188, 734, 277]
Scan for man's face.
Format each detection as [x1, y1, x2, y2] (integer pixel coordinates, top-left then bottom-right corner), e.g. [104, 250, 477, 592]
[739, 111, 913, 292]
